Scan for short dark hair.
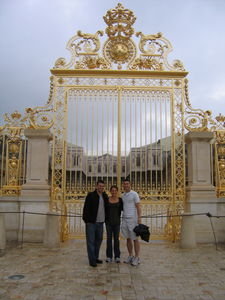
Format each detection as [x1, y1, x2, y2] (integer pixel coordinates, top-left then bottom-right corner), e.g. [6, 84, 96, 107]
[110, 185, 118, 191]
[123, 178, 130, 183]
[96, 179, 105, 185]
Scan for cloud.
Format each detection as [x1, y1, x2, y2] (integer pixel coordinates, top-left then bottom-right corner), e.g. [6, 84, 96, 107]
[0, 0, 225, 123]
[54, 0, 89, 23]
[210, 83, 225, 102]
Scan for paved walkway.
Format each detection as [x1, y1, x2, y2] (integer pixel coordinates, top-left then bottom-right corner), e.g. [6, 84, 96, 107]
[1, 240, 225, 300]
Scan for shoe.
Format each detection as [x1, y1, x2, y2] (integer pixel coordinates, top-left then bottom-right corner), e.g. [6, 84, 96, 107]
[131, 256, 140, 266]
[115, 257, 120, 263]
[89, 263, 97, 267]
[106, 257, 112, 263]
[96, 259, 103, 264]
[123, 256, 133, 264]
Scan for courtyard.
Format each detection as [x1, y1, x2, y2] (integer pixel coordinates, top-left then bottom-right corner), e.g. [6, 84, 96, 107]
[1, 240, 225, 300]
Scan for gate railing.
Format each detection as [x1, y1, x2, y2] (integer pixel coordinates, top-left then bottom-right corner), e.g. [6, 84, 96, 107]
[0, 96, 54, 196]
[0, 112, 28, 196]
[56, 199, 182, 241]
[214, 129, 225, 198]
[0, 133, 27, 196]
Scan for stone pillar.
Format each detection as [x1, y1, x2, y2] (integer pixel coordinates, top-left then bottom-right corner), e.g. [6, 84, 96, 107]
[19, 129, 52, 242]
[180, 213, 196, 248]
[0, 214, 6, 255]
[43, 212, 60, 248]
[21, 129, 52, 197]
[186, 132, 214, 189]
[185, 132, 220, 243]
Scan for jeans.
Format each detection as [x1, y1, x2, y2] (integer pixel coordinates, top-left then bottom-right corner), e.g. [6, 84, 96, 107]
[105, 223, 121, 259]
[85, 222, 103, 265]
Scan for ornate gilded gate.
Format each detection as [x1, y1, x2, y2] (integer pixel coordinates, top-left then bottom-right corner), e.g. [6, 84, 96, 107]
[50, 3, 187, 240]
[0, 4, 224, 241]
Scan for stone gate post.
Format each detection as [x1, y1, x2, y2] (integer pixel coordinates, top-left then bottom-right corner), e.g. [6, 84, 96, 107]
[0, 214, 6, 255]
[185, 131, 225, 243]
[19, 129, 52, 242]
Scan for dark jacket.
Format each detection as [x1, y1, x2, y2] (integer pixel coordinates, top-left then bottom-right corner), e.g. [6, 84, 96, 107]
[82, 190, 108, 223]
[133, 224, 150, 242]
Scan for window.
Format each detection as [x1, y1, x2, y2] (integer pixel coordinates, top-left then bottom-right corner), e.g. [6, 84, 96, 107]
[153, 153, 158, 166]
[74, 155, 79, 166]
[136, 155, 141, 167]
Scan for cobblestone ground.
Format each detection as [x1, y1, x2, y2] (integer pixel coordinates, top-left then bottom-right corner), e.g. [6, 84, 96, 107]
[1, 240, 225, 300]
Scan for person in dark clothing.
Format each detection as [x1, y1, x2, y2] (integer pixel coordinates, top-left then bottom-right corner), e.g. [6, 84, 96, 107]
[82, 180, 108, 267]
[105, 185, 123, 263]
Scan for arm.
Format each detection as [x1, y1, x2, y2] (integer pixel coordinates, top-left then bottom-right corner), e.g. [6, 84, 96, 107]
[135, 202, 142, 224]
[120, 198, 123, 211]
[82, 193, 91, 223]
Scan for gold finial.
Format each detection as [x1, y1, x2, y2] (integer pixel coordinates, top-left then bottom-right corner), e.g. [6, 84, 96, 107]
[103, 3, 136, 38]
[215, 113, 225, 123]
[11, 111, 21, 119]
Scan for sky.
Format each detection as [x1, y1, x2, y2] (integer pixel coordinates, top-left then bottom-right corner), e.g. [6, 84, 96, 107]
[0, 0, 225, 124]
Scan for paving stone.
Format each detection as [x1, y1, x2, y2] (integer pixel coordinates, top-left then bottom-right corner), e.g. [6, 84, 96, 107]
[0, 240, 225, 299]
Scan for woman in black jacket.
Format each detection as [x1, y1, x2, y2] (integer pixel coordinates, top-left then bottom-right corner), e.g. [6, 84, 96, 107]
[105, 185, 123, 263]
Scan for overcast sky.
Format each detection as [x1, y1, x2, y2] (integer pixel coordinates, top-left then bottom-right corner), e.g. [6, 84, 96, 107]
[0, 0, 225, 124]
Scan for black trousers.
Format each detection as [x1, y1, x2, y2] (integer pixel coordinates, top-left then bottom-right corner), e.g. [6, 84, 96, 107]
[105, 223, 121, 259]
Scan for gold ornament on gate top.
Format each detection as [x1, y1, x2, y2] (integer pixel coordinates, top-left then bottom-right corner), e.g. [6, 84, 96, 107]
[53, 3, 185, 71]
[103, 3, 136, 38]
[102, 3, 137, 68]
[184, 79, 225, 132]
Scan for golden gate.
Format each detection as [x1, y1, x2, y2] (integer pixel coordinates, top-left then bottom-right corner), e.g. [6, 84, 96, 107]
[50, 4, 187, 241]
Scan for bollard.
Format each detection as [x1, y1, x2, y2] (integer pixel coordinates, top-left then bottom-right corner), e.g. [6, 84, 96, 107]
[180, 213, 196, 248]
[43, 212, 60, 248]
[0, 214, 6, 256]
